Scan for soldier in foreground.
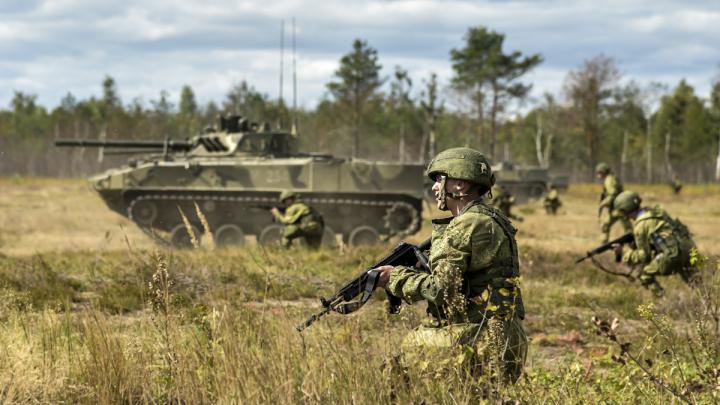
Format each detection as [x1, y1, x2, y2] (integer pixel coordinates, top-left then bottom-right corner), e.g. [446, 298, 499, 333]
[270, 190, 325, 249]
[491, 184, 524, 222]
[543, 182, 562, 215]
[596, 162, 631, 243]
[374, 147, 526, 385]
[612, 191, 698, 297]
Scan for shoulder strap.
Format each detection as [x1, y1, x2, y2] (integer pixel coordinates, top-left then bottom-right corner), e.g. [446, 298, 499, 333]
[472, 202, 520, 270]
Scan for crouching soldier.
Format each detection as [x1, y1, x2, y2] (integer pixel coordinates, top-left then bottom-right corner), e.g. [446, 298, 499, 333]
[543, 182, 562, 215]
[375, 147, 527, 386]
[271, 190, 325, 249]
[612, 191, 699, 297]
[491, 184, 523, 222]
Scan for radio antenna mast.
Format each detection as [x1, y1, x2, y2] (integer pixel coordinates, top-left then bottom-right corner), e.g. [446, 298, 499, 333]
[279, 19, 285, 128]
[292, 18, 298, 135]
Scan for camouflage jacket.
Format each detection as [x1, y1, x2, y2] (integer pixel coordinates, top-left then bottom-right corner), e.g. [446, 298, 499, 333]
[544, 189, 559, 202]
[622, 206, 694, 266]
[272, 202, 323, 228]
[386, 199, 524, 324]
[600, 174, 623, 209]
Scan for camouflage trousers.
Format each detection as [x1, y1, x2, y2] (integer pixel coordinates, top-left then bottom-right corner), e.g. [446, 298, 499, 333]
[640, 241, 698, 296]
[396, 315, 527, 385]
[600, 212, 632, 243]
[544, 200, 560, 215]
[281, 224, 323, 249]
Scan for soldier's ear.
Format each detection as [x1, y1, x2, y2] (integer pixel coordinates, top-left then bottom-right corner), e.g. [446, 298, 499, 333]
[451, 179, 470, 193]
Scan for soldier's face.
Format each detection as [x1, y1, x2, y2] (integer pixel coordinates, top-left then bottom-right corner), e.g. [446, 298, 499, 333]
[432, 175, 467, 210]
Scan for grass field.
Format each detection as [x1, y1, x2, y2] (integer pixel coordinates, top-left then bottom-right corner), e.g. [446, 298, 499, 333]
[0, 177, 718, 403]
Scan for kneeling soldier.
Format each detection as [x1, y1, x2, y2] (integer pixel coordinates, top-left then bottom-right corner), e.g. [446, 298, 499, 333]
[612, 191, 698, 297]
[375, 147, 527, 385]
[271, 190, 325, 249]
[543, 182, 562, 215]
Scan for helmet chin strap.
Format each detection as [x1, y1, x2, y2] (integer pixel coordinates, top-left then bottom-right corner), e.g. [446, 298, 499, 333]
[436, 176, 476, 211]
[436, 176, 449, 211]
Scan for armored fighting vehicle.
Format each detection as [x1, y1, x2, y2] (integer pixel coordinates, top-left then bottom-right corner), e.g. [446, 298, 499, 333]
[56, 115, 423, 247]
[491, 161, 568, 203]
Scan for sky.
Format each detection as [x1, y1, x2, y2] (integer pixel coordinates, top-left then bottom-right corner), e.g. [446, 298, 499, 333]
[1, 0, 719, 112]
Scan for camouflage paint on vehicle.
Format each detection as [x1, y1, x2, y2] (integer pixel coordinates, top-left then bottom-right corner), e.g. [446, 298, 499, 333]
[56, 115, 424, 247]
[490, 162, 566, 203]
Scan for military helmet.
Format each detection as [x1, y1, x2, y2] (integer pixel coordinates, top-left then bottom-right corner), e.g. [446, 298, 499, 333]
[278, 190, 299, 202]
[425, 147, 495, 188]
[614, 191, 642, 214]
[595, 162, 610, 174]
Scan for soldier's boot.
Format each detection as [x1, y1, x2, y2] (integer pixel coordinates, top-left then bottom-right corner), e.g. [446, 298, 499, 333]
[680, 267, 701, 287]
[640, 274, 665, 297]
[648, 283, 665, 297]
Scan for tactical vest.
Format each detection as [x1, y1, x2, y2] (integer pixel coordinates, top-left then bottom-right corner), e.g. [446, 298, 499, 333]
[467, 202, 524, 320]
[294, 203, 323, 236]
[431, 200, 525, 321]
[637, 207, 693, 257]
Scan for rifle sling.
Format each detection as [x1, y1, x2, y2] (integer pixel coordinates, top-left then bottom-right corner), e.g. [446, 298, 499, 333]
[334, 270, 380, 315]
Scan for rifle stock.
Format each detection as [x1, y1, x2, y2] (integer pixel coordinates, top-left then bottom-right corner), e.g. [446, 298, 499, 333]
[575, 232, 634, 264]
[296, 237, 431, 332]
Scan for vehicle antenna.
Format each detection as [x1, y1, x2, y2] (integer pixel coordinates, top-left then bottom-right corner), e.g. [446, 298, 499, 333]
[292, 17, 298, 136]
[279, 20, 285, 125]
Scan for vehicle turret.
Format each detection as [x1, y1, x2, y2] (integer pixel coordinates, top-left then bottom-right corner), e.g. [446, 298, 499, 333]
[55, 115, 297, 158]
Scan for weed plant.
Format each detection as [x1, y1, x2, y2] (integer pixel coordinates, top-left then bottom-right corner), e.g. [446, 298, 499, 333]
[0, 243, 718, 403]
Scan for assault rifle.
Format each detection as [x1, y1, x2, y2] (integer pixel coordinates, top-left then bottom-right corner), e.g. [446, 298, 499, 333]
[575, 232, 634, 264]
[252, 204, 285, 212]
[296, 237, 431, 332]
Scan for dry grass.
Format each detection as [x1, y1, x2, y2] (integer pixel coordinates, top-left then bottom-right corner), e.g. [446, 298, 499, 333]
[0, 177, 719, 403]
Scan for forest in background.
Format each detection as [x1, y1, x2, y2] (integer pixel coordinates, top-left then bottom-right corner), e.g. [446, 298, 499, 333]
[1, 26, 719, 183]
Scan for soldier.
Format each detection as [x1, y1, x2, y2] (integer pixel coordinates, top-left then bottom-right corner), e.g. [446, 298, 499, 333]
[491, 184, 524, 222]
[612, 191, 698, 297]
[270, 190, 325, 249]
[375, 147, 527, 384]
[543, 182, 562, 215]
[596, 162, 631, 243]
[669, 175, 683, 195]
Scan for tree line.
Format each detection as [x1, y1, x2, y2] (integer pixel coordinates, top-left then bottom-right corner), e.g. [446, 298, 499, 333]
[1, 26, 719, 182]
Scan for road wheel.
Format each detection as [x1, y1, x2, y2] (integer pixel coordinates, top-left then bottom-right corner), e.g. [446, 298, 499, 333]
[129, 199, 158, 226]
[170, 223, 200, 249]
[214, 224, 245, 247]
[530, 184, 546, 198]
[348, 225, 380, 246]
[383, 202, 420, 236]
[258, 225, 283, 246]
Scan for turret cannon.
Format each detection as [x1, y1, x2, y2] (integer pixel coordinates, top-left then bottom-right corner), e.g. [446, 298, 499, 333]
[55, 138, 193, 150]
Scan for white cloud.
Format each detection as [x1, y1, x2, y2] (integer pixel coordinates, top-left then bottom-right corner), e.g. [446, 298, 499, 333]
[0, 0, 718, 111]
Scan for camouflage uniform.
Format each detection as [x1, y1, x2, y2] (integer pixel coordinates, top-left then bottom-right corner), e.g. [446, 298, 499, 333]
[669, 177, 683, 195]
[599, 172, 631, 243]
[387, 148, 526, 384]
[543, 187, 561, 215]
[622, 206, 697, 296]
[491, 185, 523, 222]
[272, 195, 324, 249]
